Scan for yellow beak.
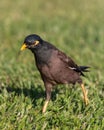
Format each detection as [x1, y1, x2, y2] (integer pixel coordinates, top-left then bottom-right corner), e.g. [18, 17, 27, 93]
[20, 44, 27, 51]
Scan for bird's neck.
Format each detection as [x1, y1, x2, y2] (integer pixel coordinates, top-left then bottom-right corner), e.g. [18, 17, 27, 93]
[32, 42, 54, 64]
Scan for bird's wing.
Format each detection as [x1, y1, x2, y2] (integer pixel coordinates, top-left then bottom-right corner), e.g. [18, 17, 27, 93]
[58, 51, 78, 70]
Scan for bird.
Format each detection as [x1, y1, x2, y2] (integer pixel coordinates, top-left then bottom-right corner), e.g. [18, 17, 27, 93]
[20, 34, 89, 113]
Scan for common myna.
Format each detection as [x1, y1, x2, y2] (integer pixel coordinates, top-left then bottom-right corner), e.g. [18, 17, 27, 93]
[20, 34, 89, 113]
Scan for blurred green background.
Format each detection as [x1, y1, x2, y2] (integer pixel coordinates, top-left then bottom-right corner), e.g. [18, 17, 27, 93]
[0, 0, 104, 129]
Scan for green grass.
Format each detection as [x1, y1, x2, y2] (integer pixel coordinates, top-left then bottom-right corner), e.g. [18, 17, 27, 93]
[0, 0, 104, 129]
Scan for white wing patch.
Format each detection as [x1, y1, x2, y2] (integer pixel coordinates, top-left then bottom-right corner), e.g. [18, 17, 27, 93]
[68, 67, 76, 70]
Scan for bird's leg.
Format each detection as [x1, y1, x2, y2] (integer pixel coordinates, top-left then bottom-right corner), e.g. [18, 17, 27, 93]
[42, 83, 52, 113]
[81, 83, 89, 105]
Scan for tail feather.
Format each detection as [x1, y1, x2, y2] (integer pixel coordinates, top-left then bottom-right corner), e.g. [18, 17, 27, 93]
[78, 66, 90, 76]
[79, 66, 90, 71]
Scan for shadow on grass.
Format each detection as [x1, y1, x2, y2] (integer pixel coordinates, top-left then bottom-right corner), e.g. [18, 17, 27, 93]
[8, 85, 44, 106]
[0, 82, 60, 107]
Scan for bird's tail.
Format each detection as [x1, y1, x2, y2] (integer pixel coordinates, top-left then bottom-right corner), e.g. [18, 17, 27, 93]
[78, 66, 90, 76]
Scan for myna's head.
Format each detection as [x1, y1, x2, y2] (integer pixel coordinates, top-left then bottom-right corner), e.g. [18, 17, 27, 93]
[20, 34, 43, 51]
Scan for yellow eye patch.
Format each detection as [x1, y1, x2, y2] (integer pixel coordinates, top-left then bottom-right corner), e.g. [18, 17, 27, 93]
[34, 40, 39, 45]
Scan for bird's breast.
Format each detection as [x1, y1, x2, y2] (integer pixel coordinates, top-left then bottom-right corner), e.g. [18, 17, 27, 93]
[35, 52, 63, 81]
[34, 49, 81, 84]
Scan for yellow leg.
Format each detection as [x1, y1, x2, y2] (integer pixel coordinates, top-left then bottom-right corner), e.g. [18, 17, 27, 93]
[42, 100, 49, 113]
[81, 83, 89, 105]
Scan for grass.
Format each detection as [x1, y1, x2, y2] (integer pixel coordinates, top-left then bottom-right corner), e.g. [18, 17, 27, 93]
[0, 0, 104, 129]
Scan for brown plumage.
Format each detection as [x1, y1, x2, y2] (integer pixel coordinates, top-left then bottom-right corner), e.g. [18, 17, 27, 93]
[20, 34, 89, 113]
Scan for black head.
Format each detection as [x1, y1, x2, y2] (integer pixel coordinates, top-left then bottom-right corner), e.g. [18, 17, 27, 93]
[20, 34, 43, 51]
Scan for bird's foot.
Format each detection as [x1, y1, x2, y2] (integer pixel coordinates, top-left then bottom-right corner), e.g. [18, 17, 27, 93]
[84, 96, 89, 105]
[83, 89, 89, 105]
[42, 100, 49, 113]
[81, 83, 89, 105]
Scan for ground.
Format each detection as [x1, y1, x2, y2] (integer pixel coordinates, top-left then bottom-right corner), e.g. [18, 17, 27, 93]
[0, 0, 104, 129]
